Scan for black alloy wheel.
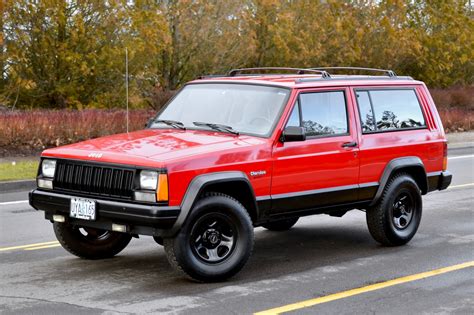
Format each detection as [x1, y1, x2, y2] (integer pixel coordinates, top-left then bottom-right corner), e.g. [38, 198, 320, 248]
[366, 173, 422, 246]
[164, 192, 254, 282]
[190, 213, 236, 263]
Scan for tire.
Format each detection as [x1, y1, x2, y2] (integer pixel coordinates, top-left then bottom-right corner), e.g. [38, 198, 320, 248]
[164, 192, 254, 282]
[53, 223, 132, 259]
[262, 217, 299, 231]
[366, 173, 422, 246]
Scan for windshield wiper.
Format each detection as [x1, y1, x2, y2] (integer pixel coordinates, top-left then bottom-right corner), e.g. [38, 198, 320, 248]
[153, 119, 186, 130]
[193, 122, 239, 135]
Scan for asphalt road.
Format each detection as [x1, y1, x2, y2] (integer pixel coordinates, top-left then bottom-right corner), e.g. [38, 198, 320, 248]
[1, 147, 473, 315]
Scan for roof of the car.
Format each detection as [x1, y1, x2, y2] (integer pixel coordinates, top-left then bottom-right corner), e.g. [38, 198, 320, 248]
[189, 74, 423, 89]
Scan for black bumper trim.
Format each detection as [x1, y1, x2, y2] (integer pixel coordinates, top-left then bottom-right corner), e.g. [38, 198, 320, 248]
[438, 171, 452, 191]
[427, 171, 452, 192]
[29, 189, 180, 229]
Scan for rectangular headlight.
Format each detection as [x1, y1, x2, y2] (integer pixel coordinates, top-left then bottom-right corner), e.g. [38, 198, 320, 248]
[41, 159, 56, 178]
[139, 171, 158, 190]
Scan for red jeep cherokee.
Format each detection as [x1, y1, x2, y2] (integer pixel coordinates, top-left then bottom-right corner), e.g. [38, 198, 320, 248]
[30, 67, 452, 282]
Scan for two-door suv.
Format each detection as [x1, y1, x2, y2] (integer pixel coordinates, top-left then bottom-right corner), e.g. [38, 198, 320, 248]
[30, 67, 452, 282]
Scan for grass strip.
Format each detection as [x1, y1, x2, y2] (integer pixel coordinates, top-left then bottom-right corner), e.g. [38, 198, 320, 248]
[0, 160, 38, 181]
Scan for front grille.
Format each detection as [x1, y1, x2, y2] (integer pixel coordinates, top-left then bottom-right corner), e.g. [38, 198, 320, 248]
[53, 160, 135, 199]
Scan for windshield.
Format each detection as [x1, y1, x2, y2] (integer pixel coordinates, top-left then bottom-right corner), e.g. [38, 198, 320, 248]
[150, 83, 290, 137]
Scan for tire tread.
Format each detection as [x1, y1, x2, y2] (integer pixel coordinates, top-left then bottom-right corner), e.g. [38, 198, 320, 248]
[53, 223, 131, 259]
[163, 192, 254, 282]
[367, 172, 419, 246]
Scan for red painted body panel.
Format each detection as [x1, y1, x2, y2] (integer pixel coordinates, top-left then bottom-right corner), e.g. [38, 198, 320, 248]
[351, 85, 446, 184]
[271, 87, 360, 196]
[41, 75, 447, 208]
[43, 129, 273, 206]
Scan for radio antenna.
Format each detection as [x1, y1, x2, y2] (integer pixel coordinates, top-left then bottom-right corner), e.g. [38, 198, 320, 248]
[125, 47, 129, 133]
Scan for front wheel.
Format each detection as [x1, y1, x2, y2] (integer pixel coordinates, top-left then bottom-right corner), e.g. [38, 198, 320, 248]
[164, 193, 254, 282]
[53, 223, 132, 259]
[366, 173, 422, 246]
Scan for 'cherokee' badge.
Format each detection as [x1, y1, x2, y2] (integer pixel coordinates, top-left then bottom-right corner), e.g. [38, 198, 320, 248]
[88, 152, 103, 158]
[250, 170, 266, 177]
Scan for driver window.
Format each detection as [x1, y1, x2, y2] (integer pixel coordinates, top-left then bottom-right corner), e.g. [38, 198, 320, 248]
[299, 91, 348, 137]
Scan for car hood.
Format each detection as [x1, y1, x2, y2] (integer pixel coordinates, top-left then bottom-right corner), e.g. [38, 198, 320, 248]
[42, 129, 268, 167]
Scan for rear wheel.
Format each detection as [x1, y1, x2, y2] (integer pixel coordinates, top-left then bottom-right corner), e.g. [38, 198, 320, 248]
[262, 217, 299, 231]
[164, 193, 254, 282]
[366, 173, 422, 246]
[53, 223, 132, 259]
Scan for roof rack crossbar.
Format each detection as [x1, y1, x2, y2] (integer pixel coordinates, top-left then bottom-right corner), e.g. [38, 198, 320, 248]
[196, 74, 228, 80]
[228, 67, 331, 78]
[295, 76, 413, 84]
[308, 67, 397, 77]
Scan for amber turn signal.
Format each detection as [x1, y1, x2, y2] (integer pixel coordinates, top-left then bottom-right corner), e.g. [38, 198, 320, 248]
[157, 174, 169, 202]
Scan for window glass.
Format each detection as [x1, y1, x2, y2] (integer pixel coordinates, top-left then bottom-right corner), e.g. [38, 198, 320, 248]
[286, 101, 300, 127]
[154, 84, 290, 137]
[355, 91, 376, 132]
[370, 90, 425, 131]
[299, 91, 348, 137]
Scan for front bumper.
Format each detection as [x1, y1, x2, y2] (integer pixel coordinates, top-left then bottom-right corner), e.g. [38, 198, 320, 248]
[29, 189, 180, 236]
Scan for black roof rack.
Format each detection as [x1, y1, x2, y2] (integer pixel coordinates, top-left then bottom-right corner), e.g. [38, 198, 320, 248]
[308, 67, 397, 77]
[197, 66, 411, 83]
[295, 76, 414, 84]
[228, 67, 331, 78]
[196, 74, 228, 80]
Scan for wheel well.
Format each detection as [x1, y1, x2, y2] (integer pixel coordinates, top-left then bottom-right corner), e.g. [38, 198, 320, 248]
[198, 181, 258, 223]
[392, 166, 427, 194]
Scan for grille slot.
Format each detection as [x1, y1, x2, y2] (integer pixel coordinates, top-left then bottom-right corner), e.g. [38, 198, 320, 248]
[53, 160, 135, 199]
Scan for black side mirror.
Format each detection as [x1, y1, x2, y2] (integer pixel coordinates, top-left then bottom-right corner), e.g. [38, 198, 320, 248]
[281, 126, 306, 142]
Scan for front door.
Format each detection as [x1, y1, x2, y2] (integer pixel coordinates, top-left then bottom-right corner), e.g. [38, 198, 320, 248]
[270, 87, 360, 215]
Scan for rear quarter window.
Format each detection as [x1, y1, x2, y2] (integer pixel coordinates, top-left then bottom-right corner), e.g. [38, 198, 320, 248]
[355, 89, 426, 133]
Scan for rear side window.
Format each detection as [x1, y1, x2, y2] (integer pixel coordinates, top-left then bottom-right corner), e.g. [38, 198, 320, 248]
[355, 89, 425, 132]
[297, 91, 348, 137]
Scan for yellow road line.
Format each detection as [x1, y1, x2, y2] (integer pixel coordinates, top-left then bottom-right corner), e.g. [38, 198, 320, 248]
[24, 244, 62, 251]
[0, 241, 59, 252]
[448, 183, 474, 189]
[254, 261, 474, 315]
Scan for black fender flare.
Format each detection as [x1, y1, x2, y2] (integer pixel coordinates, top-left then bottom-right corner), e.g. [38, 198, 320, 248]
[165, 171, 257, 236]
[370, 156, 427, 206]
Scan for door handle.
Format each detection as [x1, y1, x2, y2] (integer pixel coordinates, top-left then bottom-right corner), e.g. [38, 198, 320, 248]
[342, 141, 358, 148]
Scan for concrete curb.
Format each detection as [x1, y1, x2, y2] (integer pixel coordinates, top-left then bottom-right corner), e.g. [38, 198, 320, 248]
[0, 179, 36, 192]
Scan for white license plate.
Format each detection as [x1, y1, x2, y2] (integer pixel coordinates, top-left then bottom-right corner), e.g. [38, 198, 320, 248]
[70, 198, 96, 220]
